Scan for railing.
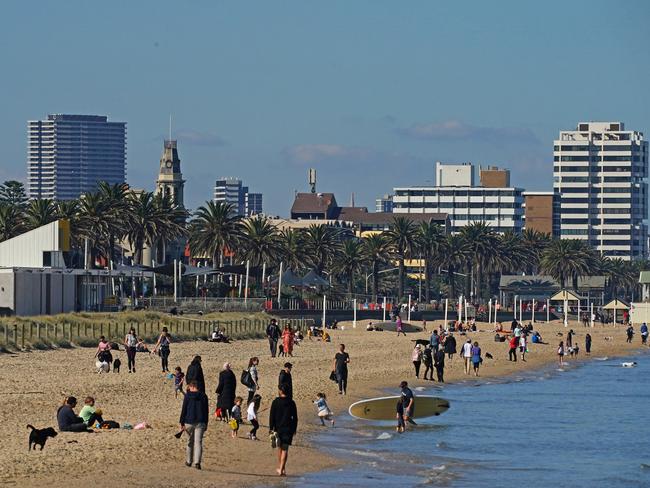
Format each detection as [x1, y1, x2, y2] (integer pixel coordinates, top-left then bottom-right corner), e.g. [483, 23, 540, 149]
[141, 297, 266, 313]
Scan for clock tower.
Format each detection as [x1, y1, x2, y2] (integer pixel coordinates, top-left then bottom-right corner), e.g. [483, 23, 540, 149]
[155, 139, 185, 207]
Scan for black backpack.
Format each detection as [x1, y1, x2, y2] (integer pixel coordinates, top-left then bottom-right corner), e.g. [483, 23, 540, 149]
[240, 369, 254, 388]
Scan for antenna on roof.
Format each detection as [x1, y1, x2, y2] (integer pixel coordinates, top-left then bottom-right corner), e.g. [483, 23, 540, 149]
[350, 192, 355, 207]
[169, 114, 172, 141]
[308, 168, 317, 194]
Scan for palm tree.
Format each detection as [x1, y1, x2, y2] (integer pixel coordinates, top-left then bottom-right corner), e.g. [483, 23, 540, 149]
[153, 192, 188, 263]
[126, 192, 165, 265]
[278, 228, 305, 272]
[386, 217, 418, 301]
[334, 238, 366, 295]
[416, 220, 445, 302]
[0, 204, 24, 241]
[77, 192, 110, 267]
[55, 199, 81, 251]
[240, 216, 282, 268]
[521, 228, 551, 274]
[459, 221, 497, 301]
[97, 182, 130, 265]
[188, 201, 242, 268]
[302, 224, 341, 274]
[362, 233, 391, 302]
[24, 199, 57, 230]
[436, 234, 470, 299]
[540, 239, 596, 290]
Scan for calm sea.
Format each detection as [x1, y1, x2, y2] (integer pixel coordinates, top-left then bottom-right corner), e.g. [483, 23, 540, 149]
[290, 353, 650, 487]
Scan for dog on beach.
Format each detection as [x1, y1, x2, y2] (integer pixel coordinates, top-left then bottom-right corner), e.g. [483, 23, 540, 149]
[485, 352, 494, 359]
[27, 425, 58, 451]
[96, 360, 109, 374]
[412, 339, 430, 347]
[113, 358, 121, 373]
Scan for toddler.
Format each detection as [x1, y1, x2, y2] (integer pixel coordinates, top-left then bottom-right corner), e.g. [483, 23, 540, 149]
[174, 366, 185, 398]
[230, 396, 243, 438]
[314, 392, 334, 426]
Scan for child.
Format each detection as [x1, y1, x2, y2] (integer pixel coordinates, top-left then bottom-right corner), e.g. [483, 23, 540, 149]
[278, 343, 285, 357]
[314, 392, 334, 426]
[174, 366, 185, 398]
[247, 394, 262, 440]
[79, 396, 104, 427]
[395, 399, 405, 433]
[558, 341, 565, 366]
[230, 396, 243, 438]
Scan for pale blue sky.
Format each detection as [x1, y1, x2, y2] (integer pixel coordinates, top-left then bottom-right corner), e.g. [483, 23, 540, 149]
[1, 0, 649, 214]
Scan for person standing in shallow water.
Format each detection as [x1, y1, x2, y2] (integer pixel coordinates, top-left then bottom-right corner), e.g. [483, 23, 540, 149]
[269, 384, 298, 477]
[585, 333, 592, 355]
[332, 344, 350, 395]
[434, 346, 445, 383]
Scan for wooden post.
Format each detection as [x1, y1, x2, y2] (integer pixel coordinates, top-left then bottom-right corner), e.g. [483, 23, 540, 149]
[37, 323, 41, 341]
[21, 324, 25, 349]
[13, 324, 18, 348]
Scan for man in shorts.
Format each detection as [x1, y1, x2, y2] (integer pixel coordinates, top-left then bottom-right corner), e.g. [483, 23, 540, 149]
[269, 384, 298, 476]
[399, 381, 416, 429]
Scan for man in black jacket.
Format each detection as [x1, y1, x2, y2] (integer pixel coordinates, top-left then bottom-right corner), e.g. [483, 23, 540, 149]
[269, 384, 298, 477]
[185, 356, 205, 393]
[266, 319, 281, 357]
[179, 380, 209, 470]
[278, 362, 293, 399]
[434, 348, 445, 383]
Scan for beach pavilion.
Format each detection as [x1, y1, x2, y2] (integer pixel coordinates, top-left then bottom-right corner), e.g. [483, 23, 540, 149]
[602, 298, 630, 325]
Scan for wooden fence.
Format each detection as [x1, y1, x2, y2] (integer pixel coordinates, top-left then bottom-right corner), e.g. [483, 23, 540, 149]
[0, 317, 314, 350]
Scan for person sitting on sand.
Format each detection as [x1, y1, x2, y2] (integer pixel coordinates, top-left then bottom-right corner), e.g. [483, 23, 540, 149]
[322, 330, 331, 343]
[57, 396, 91, 432]
[136, 338, 149, 353]
[79, 396, 104, 427]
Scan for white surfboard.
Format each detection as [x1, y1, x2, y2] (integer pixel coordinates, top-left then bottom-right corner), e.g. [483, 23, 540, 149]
[348, 395, 450, 421]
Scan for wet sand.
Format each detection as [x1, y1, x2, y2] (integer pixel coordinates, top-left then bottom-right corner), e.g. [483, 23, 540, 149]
[0, 319, 644, 487]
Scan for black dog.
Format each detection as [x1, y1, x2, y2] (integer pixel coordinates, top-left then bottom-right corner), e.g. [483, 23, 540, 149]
[485, 353, 494, 359]
[113, 358, 121, 373]
[28, 424, 58, 451]
[412, 339, 430, 347]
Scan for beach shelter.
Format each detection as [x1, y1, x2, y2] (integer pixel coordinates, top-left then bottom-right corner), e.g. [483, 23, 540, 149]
[271, 269, 303, 287]
[550, 290, 582, 327]
[301, 270, 330, 288]
[602, 298, 630, 325]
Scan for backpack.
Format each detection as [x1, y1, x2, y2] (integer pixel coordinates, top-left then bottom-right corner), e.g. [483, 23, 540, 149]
[241, 369, 254, 388]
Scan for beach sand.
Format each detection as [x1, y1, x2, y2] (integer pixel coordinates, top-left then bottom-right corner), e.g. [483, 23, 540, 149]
[0, 319, 645, 487]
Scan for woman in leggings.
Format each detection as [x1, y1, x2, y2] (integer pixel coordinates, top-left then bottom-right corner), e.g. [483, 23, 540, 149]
[153, 327, 172, 372]
[124, 327, 138, 373]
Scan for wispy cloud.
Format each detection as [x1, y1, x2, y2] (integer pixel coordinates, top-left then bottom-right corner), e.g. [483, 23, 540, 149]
[283, 144, 377, 165]
[395, 120, 541, 145]
[176, 130, 228, 147]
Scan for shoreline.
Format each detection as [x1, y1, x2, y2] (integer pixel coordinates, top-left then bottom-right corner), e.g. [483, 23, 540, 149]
[0, 319, 646, 487]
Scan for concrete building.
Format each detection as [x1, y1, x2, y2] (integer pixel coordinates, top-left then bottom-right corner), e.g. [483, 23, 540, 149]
[393, 162, 524, 233]
[28, 114, 126, 200]
[554, 121, 648, 259]
[480, 166, 510, 188]
[214, 178, 262, 217]
[375, 194, 394, 213]
[523, 191, 558, 236]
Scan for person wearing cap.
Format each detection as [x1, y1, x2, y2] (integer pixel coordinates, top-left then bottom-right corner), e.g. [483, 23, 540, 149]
[186, 355, 205, 393]
[269, 383, 298, 476]
[278, 363, 293, 399]
[411, 344, 422, 379]
[399, 381, 416, 428]
[216, 363, 237, 420]
[266, 319, 281, 357]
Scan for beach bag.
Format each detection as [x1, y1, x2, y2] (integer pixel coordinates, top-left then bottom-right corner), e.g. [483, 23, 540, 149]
[100, 420, 120, 429]
[269, 431, 278, 449]
[214, 407, 223, 418]
[241, 369, 254, 388]
[228, 418, 239, 430]
[329, 371, 338, 382]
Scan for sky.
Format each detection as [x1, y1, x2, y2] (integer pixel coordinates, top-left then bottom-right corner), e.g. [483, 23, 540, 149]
[1, 0, 649, 215]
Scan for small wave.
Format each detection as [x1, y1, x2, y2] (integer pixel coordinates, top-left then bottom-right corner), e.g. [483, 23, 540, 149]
[640, 463, 650, 469]
[376, 432, 393, 440]
[594, 357, 609, 361]
[415, 386, 427, 391]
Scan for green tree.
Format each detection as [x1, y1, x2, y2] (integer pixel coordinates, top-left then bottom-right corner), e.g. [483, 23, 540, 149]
[0, 180, 28, 208]
[416, 220, 445, 302]
[188, 201, 242, 268]
[240, 216, 282, 268]
[459, 222, 497, 300]
[0, 204, 24, 241]
[126, 192, 164, 265]
[521, 228, 551, 274]
[24, 199, 57, 230]
[97, 182, 130, 265]
[386, 217, 418, 301]
[278, 228, 305, 272]
[302, 224, 341, 274]
[362, 233, 392, 302]
[540, 239, 596, 290]
[436, 234, 470, 299]
[334, 238, 366, 295]
[77, 192, 110, 267]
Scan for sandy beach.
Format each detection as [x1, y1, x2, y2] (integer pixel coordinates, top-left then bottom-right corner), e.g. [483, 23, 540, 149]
[0, 318, 645, 488]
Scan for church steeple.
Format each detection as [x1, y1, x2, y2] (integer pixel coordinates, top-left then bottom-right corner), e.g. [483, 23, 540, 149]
[155, 139, 185, 207]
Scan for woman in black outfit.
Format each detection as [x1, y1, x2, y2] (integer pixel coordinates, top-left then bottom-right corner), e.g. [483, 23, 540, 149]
[216, 362, 237, 420]
[153, 327, 172, 372]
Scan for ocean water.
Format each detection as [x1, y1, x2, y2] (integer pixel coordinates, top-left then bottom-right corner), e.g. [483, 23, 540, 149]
[290, 354, 650, 487]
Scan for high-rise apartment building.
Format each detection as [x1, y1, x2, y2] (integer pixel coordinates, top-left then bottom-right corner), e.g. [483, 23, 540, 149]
[28, 114, 126, 200]
[554, 121, 648, 259]
[376, 194, 394, 213]
[393, 162, 524, 233]
[213, 177, 262, 217]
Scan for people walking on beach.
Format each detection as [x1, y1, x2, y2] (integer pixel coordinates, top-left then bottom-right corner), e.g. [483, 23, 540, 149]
[266, 319, 281, 357]
[216, 363, 237, 421]
[186, 355, 205, 393]
[566, 329, 574, 349]
[429, 330, 439, 352]
[399, 381, 415, 429]
[246, 357, 260, 405]
[282, 325, 295, 357]
[411, 344, 422, 379]
[333, 344, 350, 395]
[179, 380, 209, 470]
[519, 334, 527, 362]
[314, 392, 334, 426]
[95, 336, 113, 370]
[557, 341, 565, 366]
[626, 325, 634, 343]
[247, 394, 262, 440]
[462, 339, 473, 374]
[396, 315, 406, 336]
[124, 327, 138, 373]
[434, 347, 445, 383]
[471, 341, 482, 376]
[269, 384, 298, 477]
[444, 333, 456, 360]
[278, 362, 293, 399]
[422, 345, 434, 380]
[508, 335, 518, 362]
[230, 396, 243, 438]
[152, 327, 172, 373]
[585, 333, 592, 354]
[641, 323, 648, 345]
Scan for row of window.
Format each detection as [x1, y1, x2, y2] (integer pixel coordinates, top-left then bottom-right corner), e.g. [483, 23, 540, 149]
[395, 190, 521, 197]
[554, 155, 644, 162]
[553, 144, 645, 151]
[560, 197, 631, 204]
[553, 166, 645, 173]
[555, 176, 639, 183]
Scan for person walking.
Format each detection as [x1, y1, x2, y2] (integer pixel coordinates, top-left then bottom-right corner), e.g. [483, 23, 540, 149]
[216, 363, 237, 420]
[266, 319, 281, 357]
[246, 357, 260, 405]
[282, 325, 295, 357]
[333, 344, 350, 395]
[123, 327, 138, 373]
[399, 381, 416, 429]
[429, 330, 440, 353]
[422, 345, 434, 380]
[566, 329, 574, 349]
[269, 384, 298, 477]
[152, 327, 172, 373]
[461, 339, 473, 375]
[278, 362, 293, 399]
[444, 333, 457, 361]
[186, 356, 205, 393]
[434, 347, 445, 383]
[471, 341, 482, 377]
[626, 325, 634, 343]
[557, 341, 565, 366]
[508, 335, 518, 362]
[411, 344, 422, 379]
[641, 323, 648, 345]
[396, 315, 406, 336]
[179, 380, 209, 470]
[585, 333, 592, 354]
[519, 334, 527, 362]
[247, 394, 262, 440]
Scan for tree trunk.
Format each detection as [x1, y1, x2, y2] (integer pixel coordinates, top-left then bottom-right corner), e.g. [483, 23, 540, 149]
[348, 270, 354, 296]
[372, 261, 378, 303]
[448, 265, 456, 299]
[398, 256, 405, 301]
